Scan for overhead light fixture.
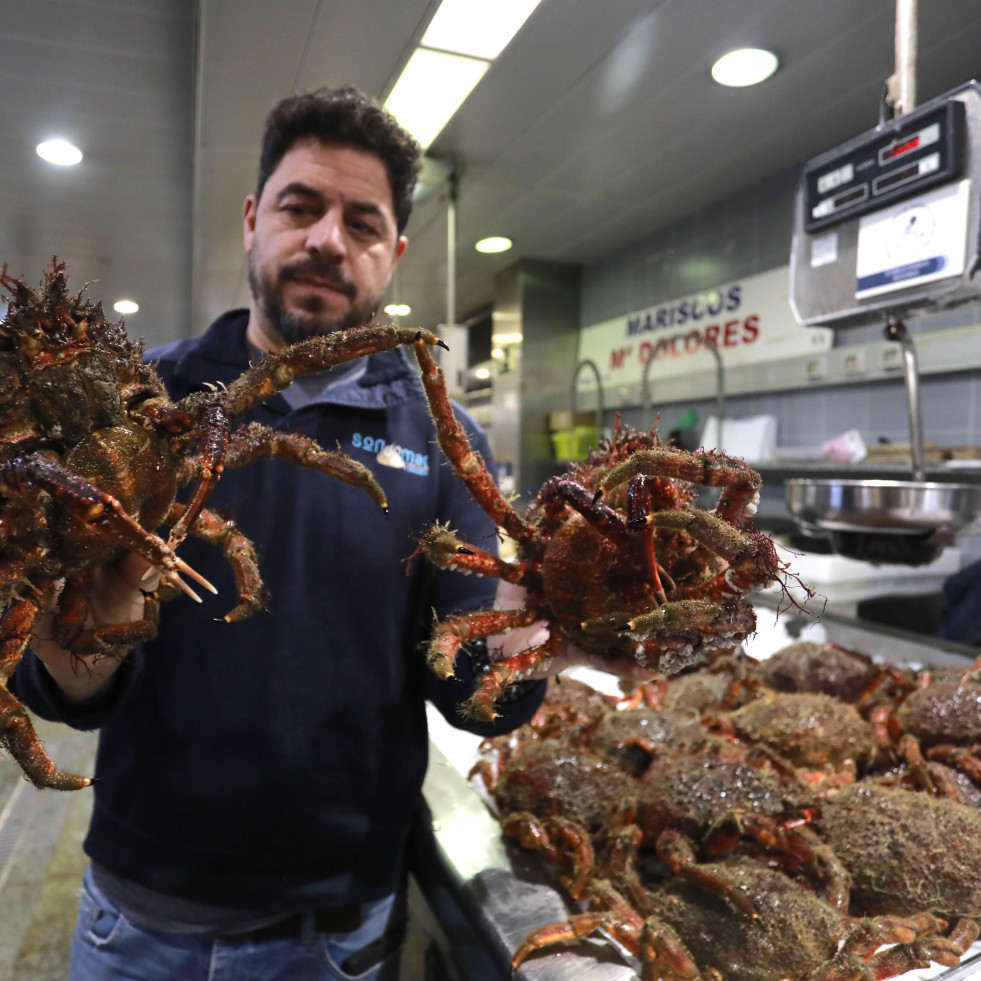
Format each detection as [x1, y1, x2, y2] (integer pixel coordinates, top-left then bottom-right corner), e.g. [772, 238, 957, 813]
[421, 0, 542, 60]
[475, 236, 513, 254]
[385, 0, 543, 150]
[36, 139, 83, 166]
[711, 48, 778, 87]
[113, 300, 139, 314]
[385, 49, 488, 151]
[384, 302, 411, 316]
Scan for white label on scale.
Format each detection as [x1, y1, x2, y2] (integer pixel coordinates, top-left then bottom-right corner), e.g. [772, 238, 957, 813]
[855, 178, 971, 298]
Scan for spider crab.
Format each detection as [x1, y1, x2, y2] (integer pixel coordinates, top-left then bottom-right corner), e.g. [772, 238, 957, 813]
[0, 259, 445, 790]
[410, 338, 786, 720]
[472, 737, 636, 899]
[513, 859, 965, 981]
[872, 654, 981, 788]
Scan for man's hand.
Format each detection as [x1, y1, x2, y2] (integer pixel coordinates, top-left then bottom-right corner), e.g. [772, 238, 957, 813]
[490, 580, 658, 685]
[30, 552, 161, 704]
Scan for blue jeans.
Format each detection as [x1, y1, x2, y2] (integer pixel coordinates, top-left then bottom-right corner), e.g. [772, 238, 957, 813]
[69, 867, 404, 981]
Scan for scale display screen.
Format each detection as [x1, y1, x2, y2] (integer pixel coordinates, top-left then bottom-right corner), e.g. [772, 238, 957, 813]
[803, 100, 964, 232]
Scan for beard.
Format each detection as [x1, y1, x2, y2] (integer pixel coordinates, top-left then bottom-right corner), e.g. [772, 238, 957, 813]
[247, 251, 381, 344]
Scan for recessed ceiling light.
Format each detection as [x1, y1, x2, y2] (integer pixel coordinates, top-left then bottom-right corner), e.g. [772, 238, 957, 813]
[475, 236, 513, 254]
[113, 300, 139, 314]
[36, 139, 83, 166]
[383, 303, 411, 316]
[711, 48, 778, 87]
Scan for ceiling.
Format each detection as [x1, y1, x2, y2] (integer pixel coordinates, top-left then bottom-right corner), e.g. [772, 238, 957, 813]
[5, 0, 981, 349]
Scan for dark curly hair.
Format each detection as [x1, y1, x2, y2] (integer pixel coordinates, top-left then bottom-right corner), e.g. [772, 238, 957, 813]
[255, 85, 422, 233]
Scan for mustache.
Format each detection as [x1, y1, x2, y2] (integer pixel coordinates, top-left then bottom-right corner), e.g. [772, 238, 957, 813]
[280, 258, 356, 298]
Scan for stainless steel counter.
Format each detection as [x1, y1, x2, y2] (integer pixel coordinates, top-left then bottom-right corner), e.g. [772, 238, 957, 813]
[419, 602, 981, 979]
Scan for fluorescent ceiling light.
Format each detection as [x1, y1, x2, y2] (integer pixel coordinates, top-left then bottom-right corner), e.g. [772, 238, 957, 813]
[113, 299, 139, 314]
[711, 48, 778, 87]
[36, 139, 82, 166]
[475, 236, 512, 253]
[384, 303, 411, 316]
[385, 48, 488, 150]
[422, 0, 542, 60]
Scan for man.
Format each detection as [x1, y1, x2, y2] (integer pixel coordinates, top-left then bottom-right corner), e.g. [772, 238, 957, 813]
[12, 85, 552, 981]
[14, 85, 652, 980]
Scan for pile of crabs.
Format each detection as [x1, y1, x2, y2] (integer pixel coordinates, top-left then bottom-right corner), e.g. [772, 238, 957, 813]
[472, 639, 981, 981]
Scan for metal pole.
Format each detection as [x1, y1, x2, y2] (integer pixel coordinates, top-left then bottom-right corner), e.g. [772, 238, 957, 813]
[446, 166, 459, 325]
[885, 319, 926, 483]
[892, 0, 918, 116]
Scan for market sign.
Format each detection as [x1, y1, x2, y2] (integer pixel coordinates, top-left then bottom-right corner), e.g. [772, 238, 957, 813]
[576, 265, 832, 391]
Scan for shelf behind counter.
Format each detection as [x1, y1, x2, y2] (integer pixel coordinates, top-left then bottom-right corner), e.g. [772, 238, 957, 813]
[417, 600, 981, 981]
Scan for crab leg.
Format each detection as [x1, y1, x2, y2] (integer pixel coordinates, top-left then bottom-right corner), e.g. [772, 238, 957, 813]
[627, 476, 672, 602]
[53, 575, 160, 655]
[639, 509, 781, 597]
[500, 813, 597, 898]
[582, 597, 754, 641]
[165, 501, 267, 623]
[409, 522, 525, 583]
[0, 453, 216, 602]
[467, 628, 565, 720]
[425, 606, 539, 680]
[220, 325, 447, 417]
[512, 879, 645, 970]
[597, 447, 761, 525]
[165, 403, 228, 548]
[220, 422, 388, 511]
[0, 594, 92, 790]
[413, 338, 533, 547]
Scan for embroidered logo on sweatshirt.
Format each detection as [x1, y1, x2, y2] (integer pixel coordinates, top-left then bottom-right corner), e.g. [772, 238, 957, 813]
[351, 432, 430, 476]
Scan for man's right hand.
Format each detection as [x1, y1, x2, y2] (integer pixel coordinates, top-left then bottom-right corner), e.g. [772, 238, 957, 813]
[30, 552, 161, 704]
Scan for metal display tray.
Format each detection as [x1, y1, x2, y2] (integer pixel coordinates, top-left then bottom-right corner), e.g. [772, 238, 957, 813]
[421, 604, 981, 980]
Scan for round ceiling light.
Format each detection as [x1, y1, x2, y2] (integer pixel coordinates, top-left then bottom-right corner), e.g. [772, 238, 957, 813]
[113, 300, 139, 314]
[711, 48, 778, 87]
[36, 139, 83, 166]
[475, 236, 513, 254]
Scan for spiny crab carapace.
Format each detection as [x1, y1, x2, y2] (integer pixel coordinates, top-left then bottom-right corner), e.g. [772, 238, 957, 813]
[410, 338, 786, 721]
[0, 259, 446, 790]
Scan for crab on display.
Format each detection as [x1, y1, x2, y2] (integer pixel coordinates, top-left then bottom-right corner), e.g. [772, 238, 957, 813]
[474, 655, 981, 979]
[0, 259, 446, 791]
[512, 858, 967, 981]
[409, 338, 786, 720]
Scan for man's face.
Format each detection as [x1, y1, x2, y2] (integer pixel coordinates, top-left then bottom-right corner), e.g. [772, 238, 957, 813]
[243, 138, 407, 349]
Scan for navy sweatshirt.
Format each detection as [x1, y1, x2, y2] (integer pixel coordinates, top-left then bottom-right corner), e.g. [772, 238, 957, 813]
[12, 310, 545, 910]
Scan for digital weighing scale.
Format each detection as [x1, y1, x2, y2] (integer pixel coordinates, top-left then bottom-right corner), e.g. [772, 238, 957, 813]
[787, 80, 981, 565]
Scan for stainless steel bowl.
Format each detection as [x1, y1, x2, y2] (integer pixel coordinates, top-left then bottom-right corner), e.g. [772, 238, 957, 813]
[785, 477, 981, 565]
[785, 478, 981, 540]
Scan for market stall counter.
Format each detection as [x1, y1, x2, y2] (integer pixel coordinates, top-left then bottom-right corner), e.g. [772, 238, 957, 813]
[416, 598, 981, 981]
